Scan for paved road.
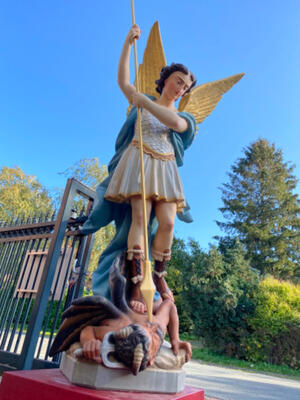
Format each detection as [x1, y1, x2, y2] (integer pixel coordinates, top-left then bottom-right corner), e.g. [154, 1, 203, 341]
[1, 356, 299, 400]
[184, 360, 300, 400]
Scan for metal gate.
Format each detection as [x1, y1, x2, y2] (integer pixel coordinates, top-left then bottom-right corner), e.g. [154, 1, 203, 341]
[0, 179, 97, 371]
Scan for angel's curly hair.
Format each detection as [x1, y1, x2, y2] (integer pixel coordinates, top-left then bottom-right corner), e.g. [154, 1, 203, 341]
[155, 63, 196, 95]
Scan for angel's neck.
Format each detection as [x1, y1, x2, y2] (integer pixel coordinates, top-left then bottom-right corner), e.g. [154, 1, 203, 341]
[155, 94, 176, 111]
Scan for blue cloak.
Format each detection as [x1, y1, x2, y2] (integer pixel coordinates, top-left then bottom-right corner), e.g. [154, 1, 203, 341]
[81, 103, 196, 299]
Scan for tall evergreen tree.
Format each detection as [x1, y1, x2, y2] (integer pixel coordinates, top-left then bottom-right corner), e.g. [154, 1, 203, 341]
[217, 139, 300, 280]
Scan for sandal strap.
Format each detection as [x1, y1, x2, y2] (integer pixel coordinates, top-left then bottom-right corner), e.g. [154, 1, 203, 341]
[153, 270, 168, 279]
[128, 245, 144, 284]
[152, 248, 171, 261]
[131, 274, 143, 284]
[127, 248, 144, 260]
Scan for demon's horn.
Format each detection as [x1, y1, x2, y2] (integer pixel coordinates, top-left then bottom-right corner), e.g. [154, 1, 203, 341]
[114, 326, 133, 339]
[132, 343, 144, 375]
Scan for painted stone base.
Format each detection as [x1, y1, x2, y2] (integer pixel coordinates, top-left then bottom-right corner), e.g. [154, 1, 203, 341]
[61, 352, 186, 393]
[0, 369, 205, 400]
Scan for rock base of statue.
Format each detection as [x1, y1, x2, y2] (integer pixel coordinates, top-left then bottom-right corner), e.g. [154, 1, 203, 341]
[60, 351, 186, 393]
[0, 369, 205, 400]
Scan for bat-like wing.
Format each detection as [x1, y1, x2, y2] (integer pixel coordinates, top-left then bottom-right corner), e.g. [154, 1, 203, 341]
[49, 295, 124, 356]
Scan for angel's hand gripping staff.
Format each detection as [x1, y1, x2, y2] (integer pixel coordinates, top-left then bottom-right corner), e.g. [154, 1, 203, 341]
[78, 20, 244, 321]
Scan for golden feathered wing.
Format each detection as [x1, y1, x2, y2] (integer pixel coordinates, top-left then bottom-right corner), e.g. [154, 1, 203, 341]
[129, 21, 244, 123]
[178, 73, 245, 124]
[127, 21, 166, 114]
[136, 21, 166, 97]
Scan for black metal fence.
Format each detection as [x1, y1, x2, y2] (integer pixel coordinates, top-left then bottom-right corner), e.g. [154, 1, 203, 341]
[0, 179, 97, 371]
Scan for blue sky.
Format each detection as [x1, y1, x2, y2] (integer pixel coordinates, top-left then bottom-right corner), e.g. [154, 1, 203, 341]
[1, 1, 300, 249]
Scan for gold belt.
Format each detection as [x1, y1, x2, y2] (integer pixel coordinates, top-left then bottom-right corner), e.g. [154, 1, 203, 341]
[131, 140, 175, 161]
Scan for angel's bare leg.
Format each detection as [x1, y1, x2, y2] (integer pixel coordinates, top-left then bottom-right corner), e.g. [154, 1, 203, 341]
[127, 196, 152, 313]
[128, 196, 152, 250]
[152, 201, 176, 301]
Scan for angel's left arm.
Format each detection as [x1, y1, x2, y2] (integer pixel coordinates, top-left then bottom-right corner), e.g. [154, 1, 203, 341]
[133, 93, 188, 133]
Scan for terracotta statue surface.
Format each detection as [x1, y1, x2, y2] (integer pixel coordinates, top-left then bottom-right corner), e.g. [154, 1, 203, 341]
[79, 22, 244, 315]
[49, 254, 191, 375]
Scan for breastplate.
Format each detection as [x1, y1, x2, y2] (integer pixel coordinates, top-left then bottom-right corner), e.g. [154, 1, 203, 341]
[133, 109, 174, 155]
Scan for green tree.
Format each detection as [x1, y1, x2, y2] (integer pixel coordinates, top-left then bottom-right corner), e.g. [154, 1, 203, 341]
[183, 239, 257, 356]
[167, 237, 258, 355]
[166, 237, 202, 333]
[60, 158, 108, 190]
[60, 158, 115, 280]
[217, 139, 300, 280]
[0, 166, 53, 221]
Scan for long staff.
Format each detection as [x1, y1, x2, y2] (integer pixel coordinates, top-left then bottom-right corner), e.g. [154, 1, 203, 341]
[130, 0, 155, 322]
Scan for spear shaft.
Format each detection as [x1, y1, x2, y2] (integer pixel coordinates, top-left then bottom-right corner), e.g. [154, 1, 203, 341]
[130, 0, 155, 322]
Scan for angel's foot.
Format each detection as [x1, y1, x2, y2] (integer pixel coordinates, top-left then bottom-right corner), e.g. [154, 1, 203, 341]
[129, 283, 147, 313]
[127, 245, 146, 314]
[152, 248, 174, 302]
[130, 299, 147, 313]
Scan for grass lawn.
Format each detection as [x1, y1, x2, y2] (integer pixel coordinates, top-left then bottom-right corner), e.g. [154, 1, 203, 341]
[181, 335, 300, 379]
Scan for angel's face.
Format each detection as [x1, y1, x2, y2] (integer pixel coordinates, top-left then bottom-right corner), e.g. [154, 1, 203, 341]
[163, 71, 193, 101]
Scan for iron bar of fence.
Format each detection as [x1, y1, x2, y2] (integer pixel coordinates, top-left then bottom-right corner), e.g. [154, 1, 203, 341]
[19, 179, 96, 370]
[43, 238, 77, 360]
[73, 197, 94, 299]
[39, 236, 74, 360]
[18, 180, 74, 370]
[0, 221, 55, 235]
[0, 240, 17, 291]
[0, 240, 30, 349]
[0, 240, 10, 278]
[0, 239, 33, 351]
[0, 178, 97, 371]
[0, 241, 14, 300]
[12, 239, 49, 354]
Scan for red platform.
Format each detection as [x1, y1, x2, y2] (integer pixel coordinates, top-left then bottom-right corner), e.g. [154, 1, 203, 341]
[0, 369, 204, 400]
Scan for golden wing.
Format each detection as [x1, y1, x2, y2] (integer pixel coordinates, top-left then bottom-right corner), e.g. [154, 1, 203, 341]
[178, 73, 245, 124]
[127, 21, 167, 114]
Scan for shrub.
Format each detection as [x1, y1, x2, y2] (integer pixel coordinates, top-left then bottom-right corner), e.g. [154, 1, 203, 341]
[243, 277, 300, 368]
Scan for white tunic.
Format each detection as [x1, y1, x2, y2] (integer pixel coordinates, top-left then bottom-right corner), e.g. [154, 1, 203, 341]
[105, 109, 185, 211]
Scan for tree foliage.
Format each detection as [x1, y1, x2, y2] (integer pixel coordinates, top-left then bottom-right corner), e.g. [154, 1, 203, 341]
[0, 166, 53, 221]
[167, 237, 258, 355]
[60, 158, 108, 190]
[242, 277, 300, 368]
[217, 139, 300, 280]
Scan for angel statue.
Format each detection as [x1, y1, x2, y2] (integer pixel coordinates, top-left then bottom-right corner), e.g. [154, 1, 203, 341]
[80, 22, 244, 314]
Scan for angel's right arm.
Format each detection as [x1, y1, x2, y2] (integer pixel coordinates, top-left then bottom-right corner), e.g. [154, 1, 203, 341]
[117, 25, 141, 102]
